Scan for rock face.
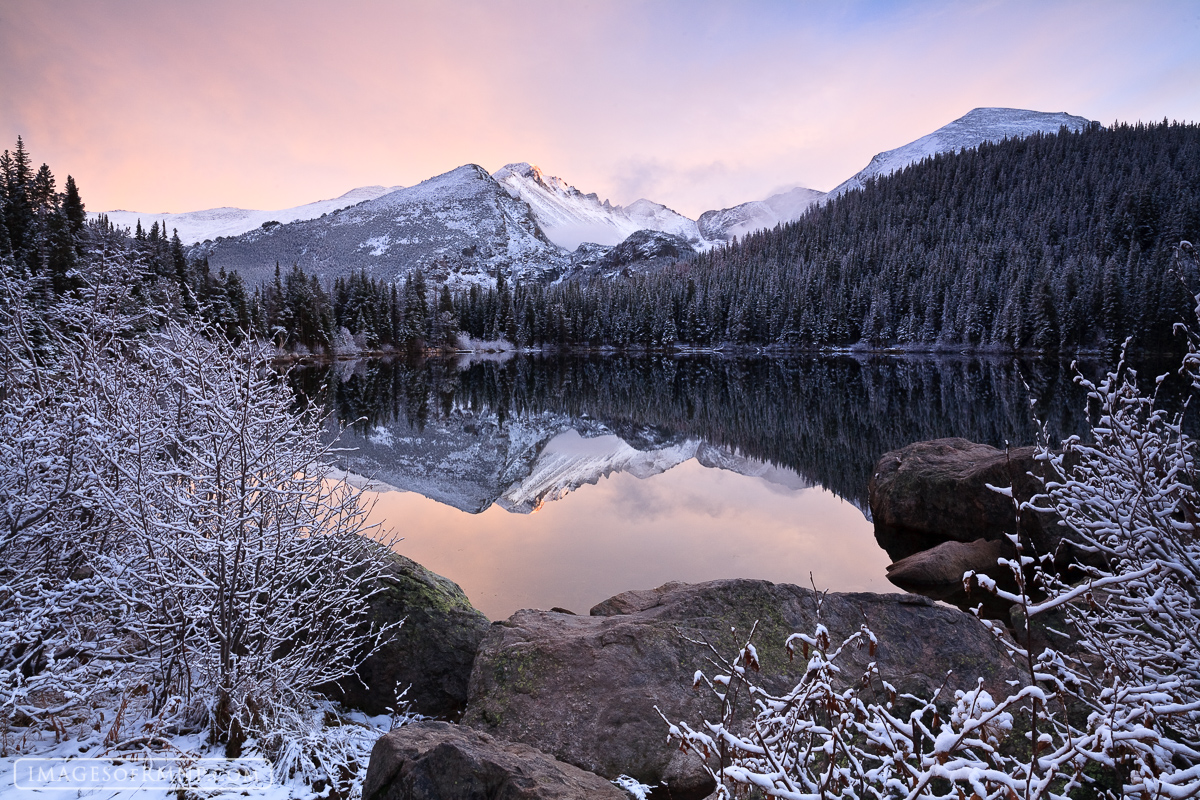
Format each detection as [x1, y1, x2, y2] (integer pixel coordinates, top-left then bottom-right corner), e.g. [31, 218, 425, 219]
[868, 438, 1060, 561]
[362, 720, 626, 800]
[329, 553, 491, 720]
[462, 579, 1024, 799]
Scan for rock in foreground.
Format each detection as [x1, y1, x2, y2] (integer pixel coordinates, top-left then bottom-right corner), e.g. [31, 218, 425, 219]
[463, 579, 1024, 799]
[885, 538, 1016, 617]
[362, 720, 626, 800]
[328, 553, 491, 719]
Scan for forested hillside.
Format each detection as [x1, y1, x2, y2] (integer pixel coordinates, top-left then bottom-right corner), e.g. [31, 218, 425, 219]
[454, 121, 1200, 353]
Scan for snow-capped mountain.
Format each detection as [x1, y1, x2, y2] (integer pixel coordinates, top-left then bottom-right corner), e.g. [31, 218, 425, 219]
[154, 106, 1099, 284]
[697, 185, 827, 243]
[493, 162, 707, 249]
[826, 107, 1097, 199]
[93, 185, 403, 245]
[191, 165, 567, 288]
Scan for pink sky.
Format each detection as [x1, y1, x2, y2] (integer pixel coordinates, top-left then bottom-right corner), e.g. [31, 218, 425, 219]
[2, 0, 1198, 219]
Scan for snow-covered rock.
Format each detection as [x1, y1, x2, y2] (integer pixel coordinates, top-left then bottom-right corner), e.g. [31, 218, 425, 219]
[827, 107, 1097, 199]
[564, 229, 694, 280]
[93, 185, 403, 245]
[191, 165, 568, 288]
[697, 185, 827, 243]
[493, 162, 707, 249]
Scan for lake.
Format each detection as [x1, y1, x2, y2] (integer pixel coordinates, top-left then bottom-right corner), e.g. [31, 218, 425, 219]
[291, 353, 1102, 620]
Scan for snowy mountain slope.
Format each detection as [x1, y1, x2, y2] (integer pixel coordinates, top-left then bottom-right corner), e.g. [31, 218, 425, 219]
[93, 185, 403, 245]
[697, 185, 827, 242]
[827, 107, 1097, 199]
[564, 229, 695, 280]
[493, 162, 707, 249]
[191, 165, 568, 288]
[334, 410, 574, 514]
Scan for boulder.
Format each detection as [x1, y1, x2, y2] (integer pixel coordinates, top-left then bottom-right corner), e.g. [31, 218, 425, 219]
[885, 538, 1015, 617]
[869, 438, 1063, 561]
[327, 553, 491, 720]
[462, 579, 1025, 800]
[362, 720, 626, 800]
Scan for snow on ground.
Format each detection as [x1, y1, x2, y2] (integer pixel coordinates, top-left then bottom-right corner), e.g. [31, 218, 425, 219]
[0, 707, 400, 800]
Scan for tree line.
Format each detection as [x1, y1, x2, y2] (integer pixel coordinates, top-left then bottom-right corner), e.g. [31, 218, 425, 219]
[452, 120, 1200, 353]
[10, 121, 1198, 359]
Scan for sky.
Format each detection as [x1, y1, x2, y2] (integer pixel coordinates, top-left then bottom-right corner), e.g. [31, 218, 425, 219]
[2, 0, 1198, 219]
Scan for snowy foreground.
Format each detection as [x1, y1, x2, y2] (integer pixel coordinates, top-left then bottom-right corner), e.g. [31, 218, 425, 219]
[0, 707, 398, 800]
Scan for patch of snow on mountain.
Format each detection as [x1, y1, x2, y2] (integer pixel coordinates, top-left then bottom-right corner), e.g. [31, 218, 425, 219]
[697, 185, 827, 242]
[92, 185, 403, 245]
[827, 107, 1097, 199]
[493, 163, 708, 249]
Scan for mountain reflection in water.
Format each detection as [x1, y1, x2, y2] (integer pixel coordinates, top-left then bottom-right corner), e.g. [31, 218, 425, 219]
[291, 354, 1098, 619]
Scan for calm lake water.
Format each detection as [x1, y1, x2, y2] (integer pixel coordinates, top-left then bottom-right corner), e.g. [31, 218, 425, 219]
[291, 353, 1102, 620]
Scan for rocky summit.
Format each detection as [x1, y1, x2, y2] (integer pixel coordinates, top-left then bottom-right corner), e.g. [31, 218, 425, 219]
[191, 165, 567, 289]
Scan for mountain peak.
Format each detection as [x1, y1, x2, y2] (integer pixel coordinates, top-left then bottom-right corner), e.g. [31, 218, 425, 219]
[829, 107, 1098, 198]
[191, 162, 565, 288]
[491, 163, 705, 250]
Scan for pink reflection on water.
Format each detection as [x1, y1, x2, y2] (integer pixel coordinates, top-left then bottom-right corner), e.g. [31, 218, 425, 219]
[363, 456, 894, 621]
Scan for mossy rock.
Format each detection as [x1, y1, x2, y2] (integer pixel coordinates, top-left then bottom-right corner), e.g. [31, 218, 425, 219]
[328, 552, 490, 720]
[462, 579, 1026, 800]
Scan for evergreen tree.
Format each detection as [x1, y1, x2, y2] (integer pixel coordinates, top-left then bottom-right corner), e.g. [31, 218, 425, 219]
[62, 175, 85, 234]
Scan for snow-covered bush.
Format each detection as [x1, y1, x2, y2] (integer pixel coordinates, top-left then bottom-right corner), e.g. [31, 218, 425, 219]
[1, 264, 399, 786]
[668, 243, 1200, 798]
[0, 263, 157, 729]
[93, 323, 398, 750]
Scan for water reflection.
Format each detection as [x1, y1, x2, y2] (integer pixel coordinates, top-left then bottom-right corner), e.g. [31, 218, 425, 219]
[360, 458, 882, 621]
[290, 354, 1107, 618]
[293, 354, 1100, 509]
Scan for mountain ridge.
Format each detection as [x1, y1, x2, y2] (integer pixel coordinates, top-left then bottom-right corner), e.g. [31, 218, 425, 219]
[93, 185, 404, 245]
[133, 106, 1100, 287]
[826, 107, 1098, 199]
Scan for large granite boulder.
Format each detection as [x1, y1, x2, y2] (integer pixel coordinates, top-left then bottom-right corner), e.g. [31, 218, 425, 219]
[462, 579, 1024, 800]
[327, 553, 491, 720]
[869, 438, 1063, 561]
[869, 438, 1099, 611]
[362, 720, 627, 800]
